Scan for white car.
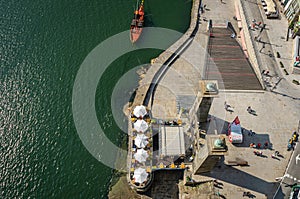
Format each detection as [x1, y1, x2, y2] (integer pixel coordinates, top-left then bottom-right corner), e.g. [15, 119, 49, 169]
[228, 117, 243, 144]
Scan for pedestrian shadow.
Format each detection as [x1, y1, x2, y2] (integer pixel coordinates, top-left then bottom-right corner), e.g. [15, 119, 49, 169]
[271, 156, 281, 161]
[249, 111, 258, 116]
[257, 40, 282, 48]
[277, 154, 284, 158]
[271, 90, 300, 100]
[226, 108, 234, 114]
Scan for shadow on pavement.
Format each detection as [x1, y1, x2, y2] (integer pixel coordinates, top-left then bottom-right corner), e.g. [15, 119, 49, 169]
[273, 186, 285, 199]
[202, 162, 278, 199]
[270, 90, 300, 100]
[202, 115, 272, 149]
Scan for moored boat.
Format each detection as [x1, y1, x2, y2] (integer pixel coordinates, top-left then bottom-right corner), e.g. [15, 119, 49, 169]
[130, 0, 144, 43]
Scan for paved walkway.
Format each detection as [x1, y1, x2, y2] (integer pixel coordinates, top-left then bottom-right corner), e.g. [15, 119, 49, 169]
[206, 91, 300, 199]
[241, 0, 300, 97]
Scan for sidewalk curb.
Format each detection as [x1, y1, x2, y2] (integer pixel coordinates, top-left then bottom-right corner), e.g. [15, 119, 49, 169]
[272, 142, 297, 198]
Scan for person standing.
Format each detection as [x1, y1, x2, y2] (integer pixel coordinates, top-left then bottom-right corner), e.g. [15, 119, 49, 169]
[264, 141, 269, 149]
[257, 143, 261, 149]
[247, 106, 252, 113]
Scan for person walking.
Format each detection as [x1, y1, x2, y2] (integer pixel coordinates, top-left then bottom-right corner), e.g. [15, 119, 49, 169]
[247, 106, 252, 113]
[243, 191, 251, 197]
[224, 101, 229, 110]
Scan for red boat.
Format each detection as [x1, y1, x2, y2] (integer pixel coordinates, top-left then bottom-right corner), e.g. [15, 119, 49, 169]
[130, 0, 144, 43]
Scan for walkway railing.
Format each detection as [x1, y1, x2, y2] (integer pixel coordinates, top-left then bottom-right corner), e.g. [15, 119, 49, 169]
[142, 0, 203, 108]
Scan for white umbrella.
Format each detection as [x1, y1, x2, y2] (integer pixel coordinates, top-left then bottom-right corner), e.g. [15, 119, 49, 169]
[134, 119, 148, 132]
[133, 167, 148, 184]
[134, 134, 149, 148]
[133, 105, 147, 118]
[134, 148, 149, 163]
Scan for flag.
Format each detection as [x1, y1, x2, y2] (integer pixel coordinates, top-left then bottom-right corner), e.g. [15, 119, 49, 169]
[233, 116, 240, 125]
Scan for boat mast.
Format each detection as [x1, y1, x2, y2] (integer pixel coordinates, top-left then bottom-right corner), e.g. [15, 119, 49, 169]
[134, 0, 139, 20]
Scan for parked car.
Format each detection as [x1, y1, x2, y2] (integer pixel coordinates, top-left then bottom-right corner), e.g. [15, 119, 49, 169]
[228, 116, 243, 144]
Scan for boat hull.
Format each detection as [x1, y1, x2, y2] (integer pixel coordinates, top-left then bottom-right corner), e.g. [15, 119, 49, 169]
[130, 27, 143, 43]
[130, 1, 144, 43]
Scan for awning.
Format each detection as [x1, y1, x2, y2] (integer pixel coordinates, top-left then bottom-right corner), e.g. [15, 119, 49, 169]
[265, 0, 276, 13]
[160, 126, 185, 156]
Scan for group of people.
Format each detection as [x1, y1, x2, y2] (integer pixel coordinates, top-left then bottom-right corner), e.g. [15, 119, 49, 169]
[248, 19, 263, 30]
[288, 131, 299, 150]
[248, 129, 255, 136]
[261, 70, 270, 76]
[249, 141, 269, 149]
[224, 102, 256, 115]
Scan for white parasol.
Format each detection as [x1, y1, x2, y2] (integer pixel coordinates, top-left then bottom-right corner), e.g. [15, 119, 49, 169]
[134, 148, 149, 163]
[133, 105, 147, 118]
[133, 167, 148, 184]
[134, 119, 148, 133]
[134, 134, 149, 148]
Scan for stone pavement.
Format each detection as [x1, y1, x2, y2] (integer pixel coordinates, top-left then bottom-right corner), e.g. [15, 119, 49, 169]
[205, 91, 300, 199]
[240, 0, 300, 97]
[193, 0, 300, 198]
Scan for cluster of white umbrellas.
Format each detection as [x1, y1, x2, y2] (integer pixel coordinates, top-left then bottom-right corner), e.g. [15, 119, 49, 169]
[131, 105, 150, 184]
[133, 105, 149, 133]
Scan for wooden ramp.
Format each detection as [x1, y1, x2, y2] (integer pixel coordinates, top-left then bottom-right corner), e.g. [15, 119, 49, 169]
[205, 27, 262, 90]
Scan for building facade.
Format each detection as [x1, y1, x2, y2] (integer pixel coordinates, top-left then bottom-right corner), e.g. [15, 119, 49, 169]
[284, 0, 300, 23]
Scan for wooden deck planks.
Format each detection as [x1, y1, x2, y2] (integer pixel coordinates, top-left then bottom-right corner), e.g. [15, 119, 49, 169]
[206, 28, 262, 90]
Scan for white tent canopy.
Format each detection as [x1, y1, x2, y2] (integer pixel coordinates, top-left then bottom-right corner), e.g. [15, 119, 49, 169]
[134, 148, 149, 163]
[133, 167, 148, 184]
[134, 134, 149, 148]
[134, 119, 148, 133]
[133, 105, 147, 118]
